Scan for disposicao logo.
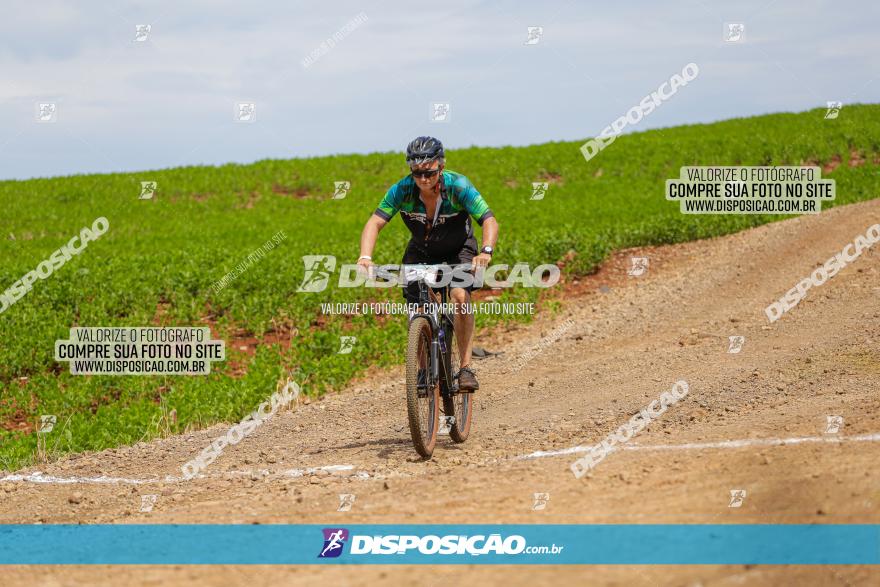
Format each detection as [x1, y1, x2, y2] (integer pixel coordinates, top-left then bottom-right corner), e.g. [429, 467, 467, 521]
[317, 529, 563, 558]
[318, 528, 349, 558]
[296, 255, 560, 292]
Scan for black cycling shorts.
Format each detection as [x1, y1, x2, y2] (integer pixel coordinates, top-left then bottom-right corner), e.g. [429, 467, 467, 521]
[401, 237, 478, 304]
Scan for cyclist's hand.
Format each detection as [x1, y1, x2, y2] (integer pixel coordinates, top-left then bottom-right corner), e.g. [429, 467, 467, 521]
[471, 253, 491, 270]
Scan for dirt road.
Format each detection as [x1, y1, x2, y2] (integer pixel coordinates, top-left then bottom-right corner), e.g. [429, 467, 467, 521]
[3, 201, 879, 586]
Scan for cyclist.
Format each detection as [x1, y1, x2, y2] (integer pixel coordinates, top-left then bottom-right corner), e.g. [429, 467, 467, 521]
[357, 136, 499, 391]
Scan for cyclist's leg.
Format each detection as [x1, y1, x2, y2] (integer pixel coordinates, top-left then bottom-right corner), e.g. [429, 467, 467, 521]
[448, 238, 479, 389]
[449, 286, 474, 368]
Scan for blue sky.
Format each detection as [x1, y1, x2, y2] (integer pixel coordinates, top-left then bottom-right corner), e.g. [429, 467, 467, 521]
[1, 0, 878, 180]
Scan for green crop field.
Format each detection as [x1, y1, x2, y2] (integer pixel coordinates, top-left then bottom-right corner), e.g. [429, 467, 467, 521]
[1, 105, 879, 471]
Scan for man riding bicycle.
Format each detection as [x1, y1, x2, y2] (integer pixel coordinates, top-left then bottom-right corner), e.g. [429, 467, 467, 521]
[357, 136, 499, 391]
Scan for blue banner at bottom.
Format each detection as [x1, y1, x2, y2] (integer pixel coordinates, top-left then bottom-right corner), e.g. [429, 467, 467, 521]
[0, 525, 877, 564]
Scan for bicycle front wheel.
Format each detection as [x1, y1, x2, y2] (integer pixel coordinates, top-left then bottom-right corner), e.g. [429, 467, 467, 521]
[406, 317, 439, 458]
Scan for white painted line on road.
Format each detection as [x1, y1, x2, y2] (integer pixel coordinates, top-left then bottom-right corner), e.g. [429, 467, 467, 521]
[518, 432, 880, 460]
[0, 471, 161, 485]
[5, 433, 878, 485]
[0, 464, 364, 486]
[284, 464, 355, 477]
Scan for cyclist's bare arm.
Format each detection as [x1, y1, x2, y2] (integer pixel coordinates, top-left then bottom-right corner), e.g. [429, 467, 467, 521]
[480, 216, 499, 250]
[358, 214, 388, 269]
[472, 216, 499, 269]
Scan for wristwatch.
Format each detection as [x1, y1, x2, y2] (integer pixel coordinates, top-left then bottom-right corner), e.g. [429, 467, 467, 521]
[480, 246, 494, 256]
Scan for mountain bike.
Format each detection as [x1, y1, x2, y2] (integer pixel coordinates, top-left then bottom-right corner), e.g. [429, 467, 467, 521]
[404, 264, 474, 458]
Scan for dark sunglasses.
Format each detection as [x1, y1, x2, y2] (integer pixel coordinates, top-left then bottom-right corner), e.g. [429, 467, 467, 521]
[411, 168, 441, 178]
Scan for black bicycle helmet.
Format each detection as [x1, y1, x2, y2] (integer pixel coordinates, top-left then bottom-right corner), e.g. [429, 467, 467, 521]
[405, 136, 444, 166]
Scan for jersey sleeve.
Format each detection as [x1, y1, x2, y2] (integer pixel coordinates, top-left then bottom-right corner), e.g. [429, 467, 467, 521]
[458, 180, 494, 225]
[374, 182, 403, 221]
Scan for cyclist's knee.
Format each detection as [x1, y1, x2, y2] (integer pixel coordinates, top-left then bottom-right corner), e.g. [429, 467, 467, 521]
[449, 287, 469, 305]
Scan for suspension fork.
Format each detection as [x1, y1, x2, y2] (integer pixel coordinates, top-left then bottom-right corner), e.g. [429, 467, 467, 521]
[417, 279, 443, 387]
[430, 332, 441, 384]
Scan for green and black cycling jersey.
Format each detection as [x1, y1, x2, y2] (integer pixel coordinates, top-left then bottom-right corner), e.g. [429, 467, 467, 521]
[373, 169, 493, 257]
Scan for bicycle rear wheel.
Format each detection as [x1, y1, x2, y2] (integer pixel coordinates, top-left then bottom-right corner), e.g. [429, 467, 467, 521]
[441, 318, 473, 443]
[406, 316, 439, 458]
